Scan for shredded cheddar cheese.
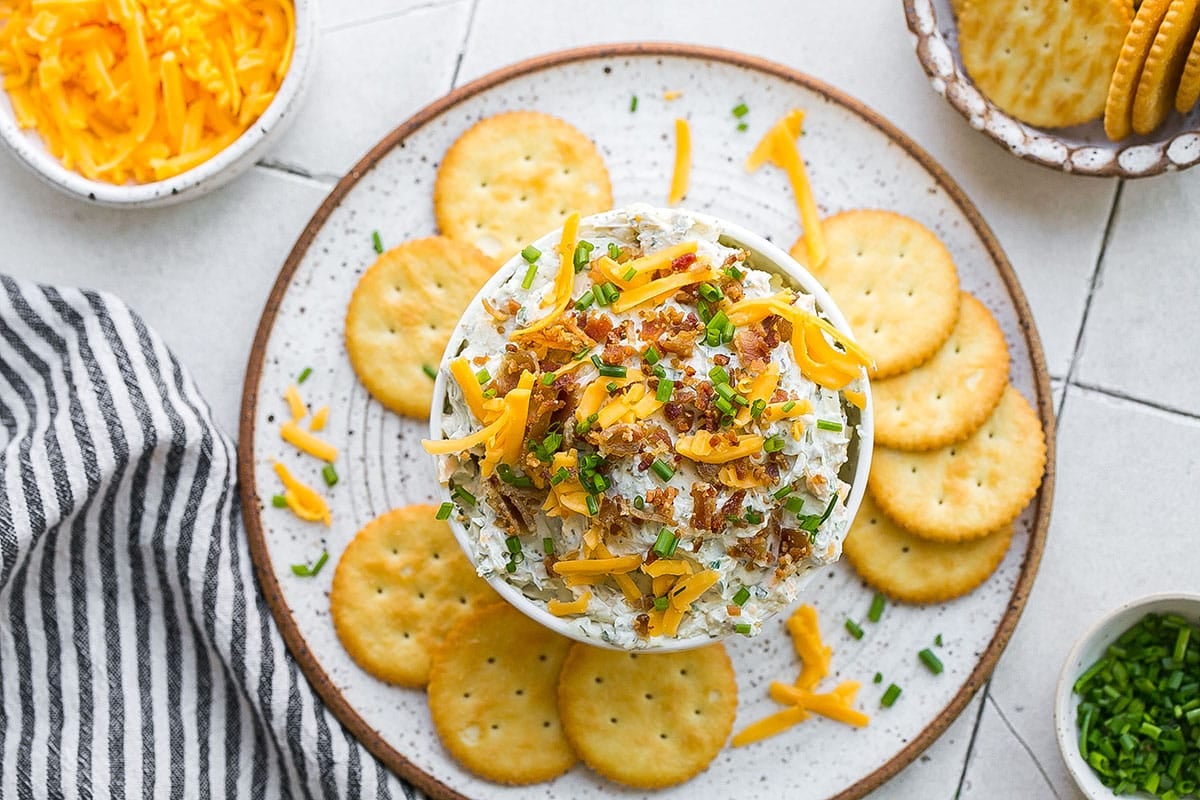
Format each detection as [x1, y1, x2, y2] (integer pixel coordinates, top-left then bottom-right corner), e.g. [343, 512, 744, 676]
[788, 604, 832, 689]
[547, 592, 591, 616]
[272, 461, 330, 526]
[668, 569, 719, 611]
[450, 357, 490, 423]
[611, 268, 719, 314]
[667, 117, 690, 205]
[675, 432, 765, 464]
[308, 405, 329, 432]
[552, 554, 642, 576]
[0, 0, 295, 184]
[280, 420, 337, 463]
[641, 559, 694, 578]
[731, 705, 811, 747]
[745, 108, 826, 268]
[284, 384, 305, 421]
[513, 212, 579, 336]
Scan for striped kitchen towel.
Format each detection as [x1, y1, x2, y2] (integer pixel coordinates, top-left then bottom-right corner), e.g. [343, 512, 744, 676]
[0, 276, 415, 800]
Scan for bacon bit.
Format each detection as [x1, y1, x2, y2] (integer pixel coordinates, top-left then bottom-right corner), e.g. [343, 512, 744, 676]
[481, 297, 510, 321]
[720, 275, 745, 303]
[645, 486, 678, 518]
[734, 323, 774, 372]
[582, 312, 614, 342]
[776, 528, 813, 581]
[713, 353, 731, 366]
[720, 489, 747, 523]
[634, 613, 651, 638]
[671, 252, 697, 272]
[728, 605, 742, 616]
[602, 341, 635, 365]
[690, 482, 720, 532]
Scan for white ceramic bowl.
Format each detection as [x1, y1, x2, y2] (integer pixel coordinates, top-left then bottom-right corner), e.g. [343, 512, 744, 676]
[427, 207, 874, 651]
[0, 0, 317, 207]
[1055, 592, 1200, 798]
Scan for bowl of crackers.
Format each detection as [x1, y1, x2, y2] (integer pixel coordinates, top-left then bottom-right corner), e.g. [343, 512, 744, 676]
[904, 0, 1200, 176]
[422, 203, 874, 652]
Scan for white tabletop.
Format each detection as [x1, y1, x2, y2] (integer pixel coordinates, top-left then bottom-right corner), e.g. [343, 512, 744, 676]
[4, 1, 1197, 797]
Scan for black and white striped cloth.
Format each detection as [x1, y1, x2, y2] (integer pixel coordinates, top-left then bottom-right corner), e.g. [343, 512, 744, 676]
[0, 277, 415, 799]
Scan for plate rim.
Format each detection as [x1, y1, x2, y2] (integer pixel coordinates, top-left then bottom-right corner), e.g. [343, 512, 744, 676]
[237, 41, 1057, 800]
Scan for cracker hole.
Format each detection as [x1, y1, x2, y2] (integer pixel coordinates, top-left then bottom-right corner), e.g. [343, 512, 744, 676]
[873, 328, 880, 334]
[594, 676, 603, 684]
[659, 733, 668, 740]
[376, 588, 383, 594]
[432, 552, 440, 559]
[937, 498, 944, 505]
[418, 592, 425, 599]
[644, 693, 654, 700]
[902, 545, 910, 553]
[910, 467, 917, 474]
[403, 631, 410, 638]
[949, 448, 957, 456]
[524, 154, 532, 161]
[463, 692, 470, 698]
[487, 657, 495, 664]
[543, 721, 551, 728]
[515, 689, 524, 696]
[679, 669, 688, 676]
[520, 195, 528, 202]
[694, 709, 702, 715]
[491, 724, 499, 730]
[539, 654, 548, 661]
[458, 596, 467, 604]
[475, 222, 483, 229]
[954, 347, 960, 354]
[610, 717, 618, 724]
[976, 480, 983, 487]
[935, 394, 942, 400]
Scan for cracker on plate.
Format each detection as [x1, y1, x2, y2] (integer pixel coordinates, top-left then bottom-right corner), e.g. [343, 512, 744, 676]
[872, 292, 1009, 451]
[794, 209, 960, 379]
[345, 236, 495, 419]
[1133, 0, 1200, 133]
[958, 0, 1130, 128]
[434, 111, 613, 262]
[843, 493, 1013, 604]
[869, 385, 1046, 542]
[330, 505, 498, 688]
[427, 602, 577, 785]
[558, 643, 737, 789]
[1106, 0, 1174, 139]
[1173, 18, 1200, 110]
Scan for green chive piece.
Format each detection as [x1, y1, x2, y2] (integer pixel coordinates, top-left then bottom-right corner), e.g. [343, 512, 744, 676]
[573, 240, 594, 272]
[714, 396, 734, 415]
[918, 648, 944, 675]
[604, 242, 620, 260]
[817, 419, 844, 432]
[654, 596, 670, 611]
[505, 560, 518, 573]
[750, 399, 766, 418]
[291, 551, 330, 577]
[726, 264, 745, 280]
[650, 458, 675, 482]
[550, 467, 570, 485]
[297, 367, 313, 384]
[622, 266, 637, 281]
[481, 388, 497, 399]
[452, 486, 476, 507]
[783, 496, 804, 514]
[505, 535, 522, 555]
[541, 372, 556, 386]
[873, 672, 883, 684]
[698, 282, 723, 302]
[543, 537, 554, 554]
[652, 528, 677, 558]
[652, 364, 667, 379]
[271, 494, 287, 508]
[881, 684, 902, 707]
[435, 502, 453, 520]
[868, 593, 886, 623]
[521, 245, 541, 263]
[422, 364, 437, 380]
[763, 436, 785, 453]
[585, 494, 599, 516]
[475, 368, 490, 384]
[845, 619, 864, 640]
[606, 381, 619, 394]
[737, 122, 749, 132]
[732, 102, 749, 118]
[497, 464, 534, 488]
[735, 623, 752, 635]
[644, 345, 660, 365]
[321, 464, 338, 487]
[371, 231, 383, 254]
[521, 262, 538, 290]
[773, 485, 793, 499]
[935, 633, 943, 647]
[708, 365, 730, 386]
[632, 495, 645, 510]
[781, 400, 796, 412]
[656, 378, 674, 402]
[732, 587, 751, 606]
[630, 95, 638, 112]
[715, 382, 737, 402]
[744, 509, 763, 524]
[574, 289, 596, 311]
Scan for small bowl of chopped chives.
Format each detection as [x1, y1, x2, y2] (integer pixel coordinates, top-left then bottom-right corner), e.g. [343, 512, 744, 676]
[1055, 593, 1200, 800]
[0, 0, 316, 207]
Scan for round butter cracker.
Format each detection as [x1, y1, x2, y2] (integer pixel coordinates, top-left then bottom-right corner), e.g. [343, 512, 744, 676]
[794, 209, 960, 379]
[427, 603, 577, 785]
[345, 236, 495, 419]
[1133, 0, 1200, 133]
[434, 111, 613, 262]
[330, 505, 499, 688]
[959, 0, 1130, 128]
[843, 493, 1013, 604]
[869, 385, 1046, 542]
[872, 292, 1009, 451]
[1173, 22, 1200, 111]
[1107, 0, 1173, 139]
[558, 643, 736, 789]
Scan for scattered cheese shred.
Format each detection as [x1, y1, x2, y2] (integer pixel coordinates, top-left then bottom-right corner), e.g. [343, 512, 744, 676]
[768, 681, 869, 727]
[0, 0, 295, 184]
[620, 241, 697, 283]
[594, 544, 643, 606]
[552, 555, 642, 576]
[272, 461, 330, 526]
[669, 569, 720, 611]
[745, 108, 826, 268]
[788, 604, 832, 690]
[421, 408, 510, 455]
[675, 432, 765, 464]
[308, 406, 329, 432]
[663, 89, 683, 101]
[734, 363, 779, 426]
[513, 212, 579, 336]
[547, 592, 591, 616]
[667, 117, 691, 205]
[450, 357, 489, 423]
[843, 389, 867, 411]
[731, 705, 811, 747]
[280, 420, 338, 463]
[612, 268, 718, 314]
[284, 384, 305, 421]
[641, 559, 694, 578]
[542, 449, 591, 519]
[651, 574, 676, 597]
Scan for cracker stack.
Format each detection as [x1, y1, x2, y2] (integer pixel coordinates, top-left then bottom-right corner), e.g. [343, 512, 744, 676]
[793, 211, 1047, 604]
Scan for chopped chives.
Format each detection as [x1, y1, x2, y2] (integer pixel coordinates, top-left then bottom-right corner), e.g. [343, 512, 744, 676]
[714, 382, 737, 402]
[656, 378, 674, 402]
[622, 266, 637, 281]
[371, 230, 383, 253]
[608, 242, 621, 259]
[654, 596, 670, 611]
[541, 372, 556, 386]
[497, 464, 533, 488]
[606, 381, 619, 394]
[918, 648, 944, 675]
[505, 560, 518, 573]
[550, 467, 570, 485]
[714, 396, 734, 415]
[652, 364, 667, 379]
[521, 245, 541, 263]
[652, 528, 678, 558]
[422, 363, 437, 379]
[708, 365, 730, 385]
[868, 593, 886, 623]
[321, 464, 338, 487]
[698, 282, 723, 302]
[585, 494, 599, 516]
[732, 102, 749, 118]
[732, 587, 751, 606]
[737, 122, 748, 132]
[763, 436, 785, 453]
[591, 354, 627, 378]
[644, 345, 661, 365]
[845, 619, 864, 639]
[574, 289, 596, 311]
[435, 502, 454, 520]
[475, 368, 490, 384]
[773, 485, 793, 499]
[881, 684, 902, 707]
[873, 672, 883, 684]
[744, 510, 762, 524]
[452, 485, 476, 507]
[750, 398, 766, 418]
[481, 388, 497, 399]
[291, 551, 329, 577]
[934, 633, 943, 647]
[782, 400, 796, 412]
[543, 537, 555, 554]
[505, 535, 522, 554]
[735, 623, 752, 635]
[633, 495, 645, 510]
[817, 419, 844, 432]
[630, 95, 638, 112]
[783, 496, 804, 514]
[297, 367, 312, 384]
[521, 262, 538, 289]
[732, 394, 748, 407]
[650, 458, 675, 481]
[271, 494, 288, 508]
[726, 264, 744, 280]
[573, 240, 594, 272]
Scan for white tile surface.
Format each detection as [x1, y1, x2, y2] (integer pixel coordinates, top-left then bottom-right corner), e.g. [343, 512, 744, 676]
[980, 384, 1200, 797]
[960, 695, 1083, 799]
[863, 694, 984, 800]
[1075, 174, 1200, 415]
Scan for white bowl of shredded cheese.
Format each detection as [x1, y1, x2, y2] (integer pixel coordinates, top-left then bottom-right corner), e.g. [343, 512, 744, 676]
[0, 0, 316, 207]
[425, 205, 874, 651]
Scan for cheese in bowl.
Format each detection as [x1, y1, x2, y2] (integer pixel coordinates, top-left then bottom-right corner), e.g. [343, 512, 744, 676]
[424, 206, 873, 650]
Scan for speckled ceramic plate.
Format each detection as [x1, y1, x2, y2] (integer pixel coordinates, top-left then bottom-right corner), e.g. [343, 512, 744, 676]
[904, 0, 1200, 177]
[238, 44, 1055, 800]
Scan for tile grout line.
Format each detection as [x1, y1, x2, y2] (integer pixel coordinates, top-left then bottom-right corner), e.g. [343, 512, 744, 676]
[320, 0, 466, 35]
[448, 0, 481, 89]
[1062, 179, 1124, 391]
[1069, 379, 1200, 423]
[952, 682, 992, 799]
[987, 694, 1064, 800]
